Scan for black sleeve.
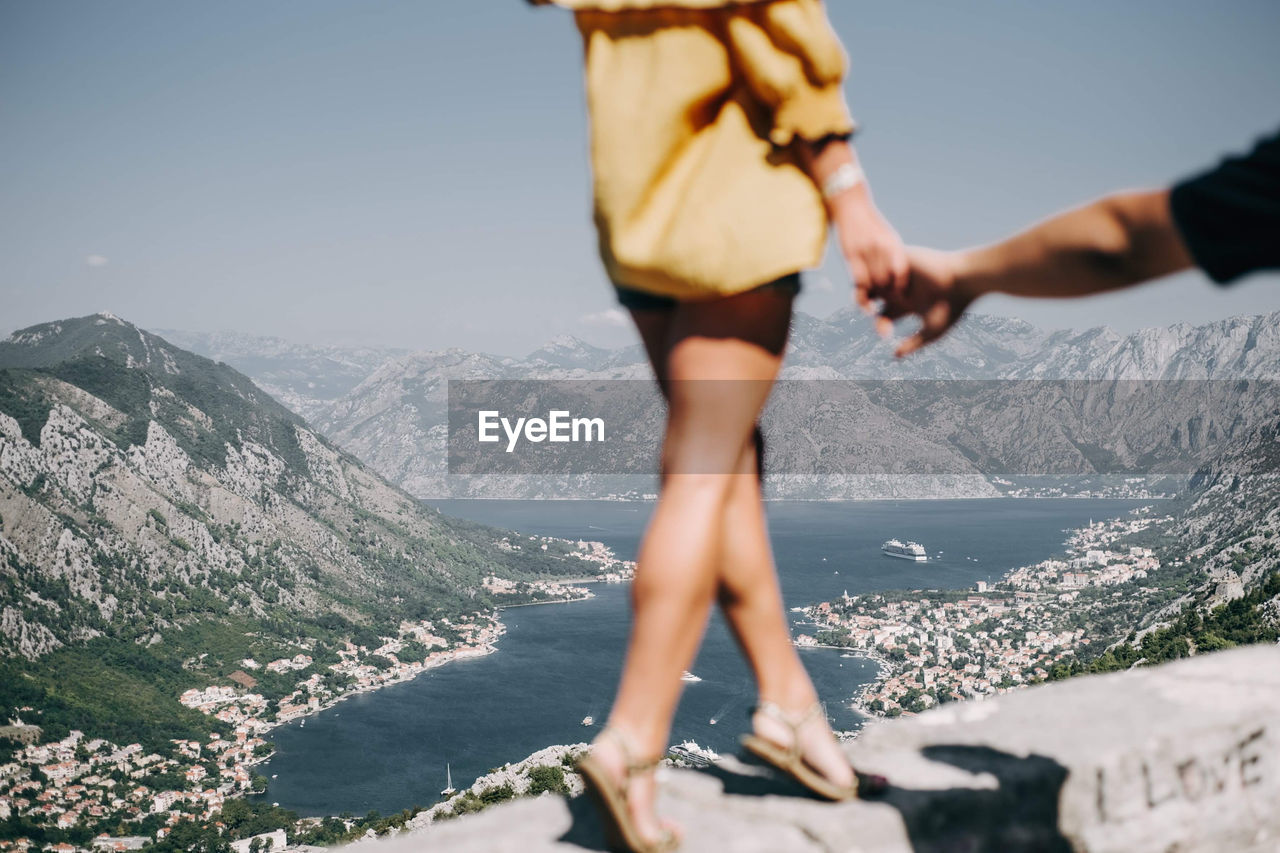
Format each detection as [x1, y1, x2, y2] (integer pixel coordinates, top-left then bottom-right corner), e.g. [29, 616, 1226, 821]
[1169, 127, 1280, 285]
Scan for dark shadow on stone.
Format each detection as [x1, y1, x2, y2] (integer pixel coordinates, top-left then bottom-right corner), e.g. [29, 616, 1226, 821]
[557, 758, 824, 850]
[879, 745, 1073, 853]
[555, 791, 611, 851]
[700, 757, 831, 800]
[560, 745, 1071, 852]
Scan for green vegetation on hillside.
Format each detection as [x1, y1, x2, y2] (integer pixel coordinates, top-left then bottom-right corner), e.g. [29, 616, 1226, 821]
[0, 608, 468, 753]
[0, 369, 54, 445]
[1052, 569, 1280, 679]
[0, 638, 221, 752]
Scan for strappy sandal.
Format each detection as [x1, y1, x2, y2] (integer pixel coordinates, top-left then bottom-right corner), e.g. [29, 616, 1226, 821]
[740, 701, 888, 801]
[576, 728, 681, 853]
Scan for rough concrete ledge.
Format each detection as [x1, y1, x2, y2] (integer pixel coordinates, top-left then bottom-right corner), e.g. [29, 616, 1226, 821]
[353, 646, 1280, 853]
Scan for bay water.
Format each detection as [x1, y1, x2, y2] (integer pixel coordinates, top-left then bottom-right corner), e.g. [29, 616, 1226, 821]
[253, 498, 1147, 816]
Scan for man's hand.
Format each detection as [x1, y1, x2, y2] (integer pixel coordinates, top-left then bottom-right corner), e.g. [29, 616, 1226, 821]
[880, 247, 975, 357]
[830, 187, 909, 314]
[877, 190, 1195, 358]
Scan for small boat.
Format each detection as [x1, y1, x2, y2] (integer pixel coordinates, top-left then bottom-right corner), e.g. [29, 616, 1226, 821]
[271, 774, 278, 779]
[680, 670, 702, 683]
[440, 763, 456, 797]
[581, 715, 594, 726]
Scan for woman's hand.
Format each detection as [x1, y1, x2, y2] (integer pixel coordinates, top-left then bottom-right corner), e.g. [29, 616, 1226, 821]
[828, 185, 908, 323]
[798, 138, 907, 320]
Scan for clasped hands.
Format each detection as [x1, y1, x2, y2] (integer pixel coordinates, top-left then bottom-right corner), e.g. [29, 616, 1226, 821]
[828, 188, 973, 359]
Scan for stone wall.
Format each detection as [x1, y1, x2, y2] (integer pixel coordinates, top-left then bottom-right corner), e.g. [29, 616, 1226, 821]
[352, 645, 1280, 852]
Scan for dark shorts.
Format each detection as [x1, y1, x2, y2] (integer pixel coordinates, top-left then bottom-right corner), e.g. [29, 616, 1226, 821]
[614, 273, 802, 311]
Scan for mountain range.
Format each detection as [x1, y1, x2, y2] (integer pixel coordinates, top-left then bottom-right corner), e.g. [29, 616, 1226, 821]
[165, 310, 1280, 500]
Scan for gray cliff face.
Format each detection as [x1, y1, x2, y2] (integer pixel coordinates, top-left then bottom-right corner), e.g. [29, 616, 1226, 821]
[0, 314, 581, 659]
[352, 645, 1280, 853]
[1177, 414, 1280, 603]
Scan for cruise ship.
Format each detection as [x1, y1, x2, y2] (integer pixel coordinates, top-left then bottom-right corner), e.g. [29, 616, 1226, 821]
[668, 741, 719, 768]
[882, 539, 928, 561]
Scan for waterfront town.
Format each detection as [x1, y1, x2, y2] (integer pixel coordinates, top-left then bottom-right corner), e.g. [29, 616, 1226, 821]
[0, 611, 505, 853]
[0, 541, 634, 851]
[799, 509, 1168, 717]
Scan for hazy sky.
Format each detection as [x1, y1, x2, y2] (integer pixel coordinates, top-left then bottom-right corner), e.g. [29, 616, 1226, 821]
[3, 0, 1279, 357]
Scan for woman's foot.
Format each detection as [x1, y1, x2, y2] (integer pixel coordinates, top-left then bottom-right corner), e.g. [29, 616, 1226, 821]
[750, 701, 855, 791]
[579, 728, 681, 852]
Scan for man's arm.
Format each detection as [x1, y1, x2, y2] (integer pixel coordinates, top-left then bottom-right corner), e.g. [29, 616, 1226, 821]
[951, 189, 1193, 298]
[885, 189, 1195, 356]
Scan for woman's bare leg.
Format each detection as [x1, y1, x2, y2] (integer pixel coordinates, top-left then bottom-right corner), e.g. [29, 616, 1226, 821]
[594, 290, 792, 842]
[623, 300, 853, 799]
[718, 443, 854, 787]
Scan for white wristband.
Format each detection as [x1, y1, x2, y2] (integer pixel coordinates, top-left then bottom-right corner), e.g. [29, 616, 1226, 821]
[821, 163, 866, 200]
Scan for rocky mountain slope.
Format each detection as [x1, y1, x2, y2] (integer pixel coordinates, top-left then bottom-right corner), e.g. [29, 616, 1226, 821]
[0, 314, 591, 659]
[1170, 411, 1280, 599]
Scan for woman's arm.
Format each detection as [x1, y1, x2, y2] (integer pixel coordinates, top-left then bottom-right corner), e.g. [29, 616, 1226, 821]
[721, 0, 905, 306]
[798, 137, 908, 311]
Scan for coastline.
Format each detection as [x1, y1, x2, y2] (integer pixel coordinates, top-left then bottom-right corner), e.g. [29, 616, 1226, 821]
[792, 642, 888, 725]
[257, 580, 622, 733]
[497, 594, 595, 609]
[255, 641, 502, 736]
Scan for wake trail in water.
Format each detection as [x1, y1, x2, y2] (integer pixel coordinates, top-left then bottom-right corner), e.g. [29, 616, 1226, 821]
[709, 684, 750, 726]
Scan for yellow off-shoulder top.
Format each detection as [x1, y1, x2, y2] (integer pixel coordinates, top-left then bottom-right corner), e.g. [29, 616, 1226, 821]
[536, 0, 855, 300]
